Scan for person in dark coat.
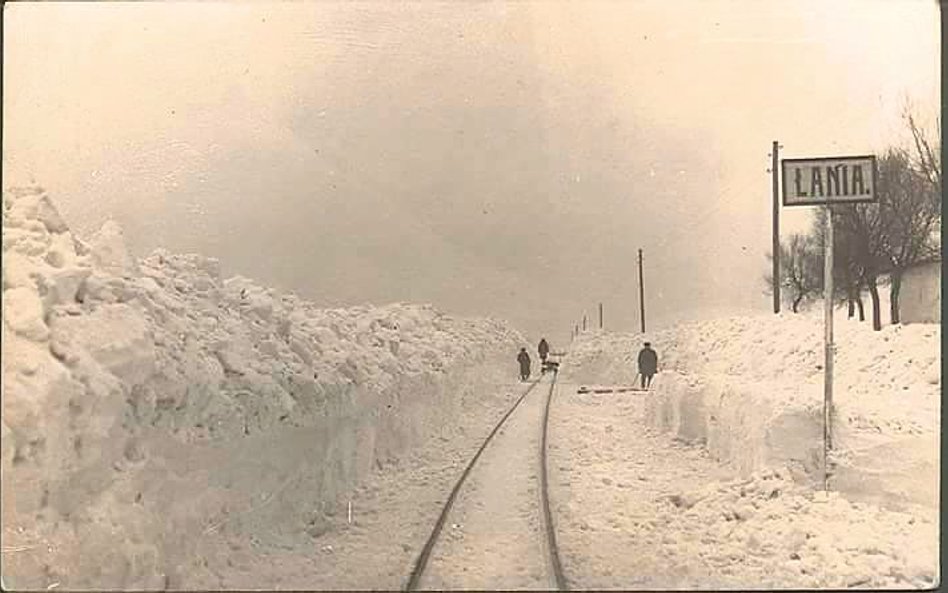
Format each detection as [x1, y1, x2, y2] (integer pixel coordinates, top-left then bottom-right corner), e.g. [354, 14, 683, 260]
[517, 348, 531, 381]
[637, 342, 658, 389]
[538, 338, 550, 363]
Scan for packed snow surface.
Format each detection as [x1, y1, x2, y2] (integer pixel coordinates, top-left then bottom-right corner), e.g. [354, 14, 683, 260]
[548, 384, 937, 588]
[559, 312, 939, 587]
[1, 187, 524, 589]
[419, 378, 555, 590]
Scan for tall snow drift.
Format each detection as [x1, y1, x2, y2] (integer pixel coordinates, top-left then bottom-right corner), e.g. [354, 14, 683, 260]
[565, 312, 940, 510]
[1, 186, 524, 589]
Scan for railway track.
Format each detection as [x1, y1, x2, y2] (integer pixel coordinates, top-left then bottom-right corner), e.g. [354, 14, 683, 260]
[540, 372, 568, 590]
[404, 371, 568, 590]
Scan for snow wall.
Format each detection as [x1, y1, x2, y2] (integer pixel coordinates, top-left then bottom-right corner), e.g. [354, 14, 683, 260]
[565, 314, 939, 511]
[1, 187, 524, 589]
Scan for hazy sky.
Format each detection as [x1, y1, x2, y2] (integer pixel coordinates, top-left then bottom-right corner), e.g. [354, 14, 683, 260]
[4, 1, 940, 344]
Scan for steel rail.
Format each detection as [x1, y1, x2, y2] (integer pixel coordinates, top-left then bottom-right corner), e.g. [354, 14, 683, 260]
[404, 370, 570, 591]
[540, 371, 568, 590]
[404, 378, 543, 591]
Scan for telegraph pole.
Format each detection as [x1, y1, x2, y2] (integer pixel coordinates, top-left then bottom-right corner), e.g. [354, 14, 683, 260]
[637, 249, 646, 333]
[599, 303, 603, 329]
[772, 140, 781, 314]
[582, 314, 587, 332]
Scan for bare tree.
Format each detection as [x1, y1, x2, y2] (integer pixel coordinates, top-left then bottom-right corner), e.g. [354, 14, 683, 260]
[812, 207, 865, 320]
[904, 109, 941, 193]
[763, 233, 822, 313]
[832, 201, 887, 330]
[837, 254, 865, 321]
[876, 147, 941, 323]
[812, 112, 941, 330]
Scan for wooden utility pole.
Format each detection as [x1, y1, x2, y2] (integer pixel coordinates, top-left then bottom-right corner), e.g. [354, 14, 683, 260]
[599, 303, 603, 329]
[772, 140, 781, 314]
[582, 314, 587, 332]
[638, 249, 646, 333]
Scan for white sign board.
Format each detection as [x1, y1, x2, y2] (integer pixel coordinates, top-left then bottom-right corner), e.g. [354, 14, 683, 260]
[782, 155, 877, 206]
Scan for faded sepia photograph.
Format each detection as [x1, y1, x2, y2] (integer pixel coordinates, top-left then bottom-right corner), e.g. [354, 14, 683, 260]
[1, 1, 941, 590]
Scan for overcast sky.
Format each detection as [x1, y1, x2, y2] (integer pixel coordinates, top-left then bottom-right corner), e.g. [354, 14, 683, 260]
[4, 1, 940, 345]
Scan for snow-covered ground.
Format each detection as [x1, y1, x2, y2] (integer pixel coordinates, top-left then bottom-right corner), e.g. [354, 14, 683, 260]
[418, 377, 555, 590]
[180, 366, 529, 590]
[1, 187, 526, 589]
[559, 311, 939, 588]
[548, 382, 937, 588]
[565, 312, 939, 509]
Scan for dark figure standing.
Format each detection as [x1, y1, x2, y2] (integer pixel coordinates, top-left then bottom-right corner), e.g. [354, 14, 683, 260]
[637, 342, 658, 389]
[517, 348, 532, 381]
[538, 338, 550, 363]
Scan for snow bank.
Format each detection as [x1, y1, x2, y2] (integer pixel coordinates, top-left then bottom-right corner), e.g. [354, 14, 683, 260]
[563, 312, 939, 509]
[1, 186, 524, 589]
[547, 384, 938, 590]
[657, 468, 938, 588]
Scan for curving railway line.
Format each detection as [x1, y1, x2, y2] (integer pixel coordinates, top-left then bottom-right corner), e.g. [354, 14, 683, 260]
[404, 371, 568, 590]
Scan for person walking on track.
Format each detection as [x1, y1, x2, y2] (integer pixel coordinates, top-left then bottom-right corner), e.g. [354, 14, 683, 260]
[517, 348, 532, 381]
[637, 342, 658, 389]
[538, 338, 550, 363]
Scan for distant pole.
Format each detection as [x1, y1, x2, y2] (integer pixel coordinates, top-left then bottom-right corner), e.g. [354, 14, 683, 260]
[599, 303, 603, 329]
[822, 207, 835, 491]
[772, 140, 781, 314]
[582, 314, 587, 332]
[638, 249, 646, 333]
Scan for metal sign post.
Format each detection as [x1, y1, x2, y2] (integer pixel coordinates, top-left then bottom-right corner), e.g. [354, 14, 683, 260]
[822, 207, 834, 492]
[781, 154, 877, 493]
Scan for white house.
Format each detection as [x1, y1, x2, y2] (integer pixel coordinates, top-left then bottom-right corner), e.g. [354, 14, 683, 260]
[899, 259, 940, 324]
